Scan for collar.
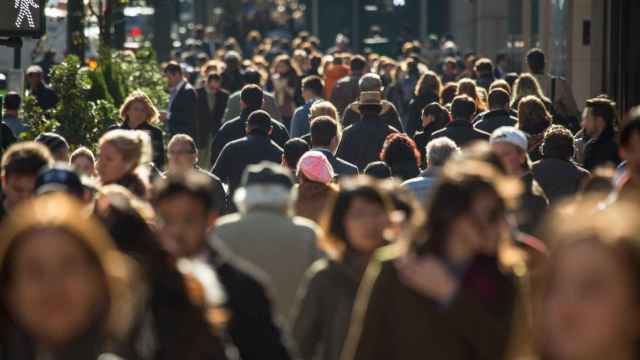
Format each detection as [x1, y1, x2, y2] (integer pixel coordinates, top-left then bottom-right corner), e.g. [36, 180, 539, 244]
[312, 147, 334, 156]
[448, 118, 473, 127]
[171, 80, 186, 93]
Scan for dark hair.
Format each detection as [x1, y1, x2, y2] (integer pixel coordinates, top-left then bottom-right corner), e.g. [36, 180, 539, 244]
[320, 177, 390, 257]
[206, 72, 221, 83]
[35, 132, 70, 156]
[621, 108, 640, 148]
[474, 58, 494, 76]
[380, 133, 420, 168]
[283, 138, 309, 169]
[243, 68, 262, 85]
[302, 75, 324, 96]
[3, 92, 20, 111]
[364, 161, 392, 179]
[504, 73, 519, 89]
[541, 125, 575, 160]
[451, 95, 477, 120]
[526, 48, 546, 74]
[350, 55, 367, 72]
[441, 82, 459, 105]
[152, 170, 220, 214]
[422, 102, 451, 128]
[1, 142, 53, 178]
[310, 116, 338, 147]
[585, 97, 618, 135]
[164, 61, 183, 75]
[247, 110, 272, 134]
[488, 88, 510, 110]
[240, 84, 264, 110]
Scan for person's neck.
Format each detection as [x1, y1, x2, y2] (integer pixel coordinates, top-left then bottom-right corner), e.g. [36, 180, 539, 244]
[3, 110, 18, 118]
[445, 228, 475, 267]
[313, 145, 334, 154]
[127, 117, 146, 129]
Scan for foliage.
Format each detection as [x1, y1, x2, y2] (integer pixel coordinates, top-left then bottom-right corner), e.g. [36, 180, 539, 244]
[20, 96, 59, 141]
[114, 46, 169, 110]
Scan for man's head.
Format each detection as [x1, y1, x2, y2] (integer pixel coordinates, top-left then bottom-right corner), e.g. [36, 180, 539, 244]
[425, 137, 460, 169]
[526, 48, 546, 74]
[474, 58, 494, 78]
[3, 92, 21, 115]
[167, 134, 198, 172]
[443, 57, 457, 75]
[488, 88, 510, 111]
[1, 142, 53, 210]
[620, 108, 640, 177]
[240, 84, 264, 111]
[152, 171, 220, 258]
[301, 75, 324, 102]
[357, 91, 383, 117]
[163, 62, 184, 88]
[490, 126, 529, 176]
[359, 73, 383, 93]
[582, 97, 617, 138]
[234, 162, 294, 213]
[246, 110, 272, 135]
[350, 55, 367, 74]
[282, 138, 309, 170]
[311, 116, 340, 152]
[34, 132, 70, 162]
[242, 68, 262, 86]
[541, 125, 575, 160]
[206, 72, 222, 93]
[451, 95, 477, 121]
[25, 66, 44, 88]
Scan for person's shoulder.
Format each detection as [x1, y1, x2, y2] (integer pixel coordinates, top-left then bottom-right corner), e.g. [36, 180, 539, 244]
[271, 118, 287, 130]
[291, 216, 320, 234]
[431, 127, 447, 137]
[215, 212, 244, 228]
[220, 116, 241, 130]
[336, 156, 358, 170]
[474, 127, 491, 138]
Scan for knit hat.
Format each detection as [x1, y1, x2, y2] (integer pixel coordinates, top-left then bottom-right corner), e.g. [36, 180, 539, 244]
[297, 151, 334, 184]
[490, 126, 528, 152]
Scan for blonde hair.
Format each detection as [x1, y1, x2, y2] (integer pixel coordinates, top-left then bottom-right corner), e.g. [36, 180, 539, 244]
[489, 79, 512, 95]
[70, 146, 96, 164]
[99, 130, 152, 171]
[511, 73, 550, 108]
[119, 90, 160, 125]
[414, 70, 442, 98]
[310, 100, 342, 135]
[457, 78, 487, 112]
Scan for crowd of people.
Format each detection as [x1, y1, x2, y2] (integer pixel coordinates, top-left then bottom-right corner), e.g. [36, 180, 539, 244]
[1, 25, 640, 360]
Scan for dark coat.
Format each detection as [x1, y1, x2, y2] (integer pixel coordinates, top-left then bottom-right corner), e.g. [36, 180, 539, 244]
[209, 109, 290, 167]
[330, 73, 363, 116]
[195, 88, 229, 149]
[31, 82, 59, 111]
[341, 249, 517, 360]
[582, 132, 621, 171]
[388, 161, 420, 181]
[336, 114, 399, 171]
[473, 109, 518, 135]
[115, 121, 166, 169]
[313, 148, 358, 178]
[518, 173, 549, 235]
[0, 123, 17, 161]
[342, 100, 404, 133]
[211, 133, 284, 195]
[413, 118, 449, 167]
[430, 119, 490, 147]
[405, 92, 439, 137]
[169, 81, 198, 138]
[532, 158, 591, 203]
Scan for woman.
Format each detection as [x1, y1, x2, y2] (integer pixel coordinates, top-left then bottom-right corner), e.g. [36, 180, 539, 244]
[441, 82, 459, 108]
[294, 151, 338, 223]
[116, 90, 166, 170]
[457, 78, 487, 114]
[0, 194, 142, 359]
[97, 129, 152, 199]
[510, 199, 640, 360]
[341, 159, 523, 360]
[518, 95, 553, 161]
[413, 102, 451, 167]
[268, 55, 302, 129]
[511, 73, 554, 115]
[70, 146, 97, 177]
[379, 133, 421, 181]
[405, 71, 442, 137]
[291, 177, 393, 360]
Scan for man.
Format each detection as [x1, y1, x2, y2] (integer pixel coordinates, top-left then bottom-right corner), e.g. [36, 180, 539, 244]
[341, 73, 404, 132]
[441, 57, 458, 84]
[212, 110, 284, 195]
[490, 126, 548, 235]
[161, 62, 198, 138]
[310, 116, 358, 177]
[290, 75, 324, 138]
[474, 89, 518, 134]
[2, 92, 29, 138]
[532, 125, 590, 203]
[166, 134, 228, 214]
[210, 85, 289, 167]
[336, 91, 398, 171]
[579, 97, 621, 171]
[431, 95, 490, 147]
[282, 138, 309, 171]
[223, 68, 281, 122]
[215, 162, 318, 320]
[25, 65, 58, 111]
[402, 137, 460, 200]
[35, 132, 70, 162]
[220, 51, 245, 94]
[152, 171, 293, 360]
[330, 55, 367, 115]
[0, 142, 53, 221]
[526, 48, 579, 130]
[474, 58, 495, 91]
[196, 72, 229, 168]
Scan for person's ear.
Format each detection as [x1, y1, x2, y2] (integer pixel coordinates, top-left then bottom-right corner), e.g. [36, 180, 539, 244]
[206, 212, 219, 232]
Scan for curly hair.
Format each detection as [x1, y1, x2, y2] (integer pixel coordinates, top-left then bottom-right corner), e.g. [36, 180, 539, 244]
[414, 70, 442, 99]
[518, 95, 552, 135]
[511, 73, 550, 109]
[380, 133, 421, 167]
[119, 90, 160, 125]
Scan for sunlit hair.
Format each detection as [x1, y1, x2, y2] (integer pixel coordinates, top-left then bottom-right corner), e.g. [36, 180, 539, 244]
[440, 82, 459, 105]
[70, 146, 96, 164]
[490, 79, 512, 95]
[414, 70, 442, 99]
[380, 133, 421, 168]
[0, 193, 143, 343]
[271, 54, 301, 76]
[457, 78, 487, 112]
[511, 73, 550, 109]
[310, 100, 342, 135]
[99, 129, 152, 171]
[119, 90, 160, 125]
[518, 95, 552, 135]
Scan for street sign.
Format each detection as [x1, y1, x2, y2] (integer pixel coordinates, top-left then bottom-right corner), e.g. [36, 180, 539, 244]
[0, 0, 46, 38]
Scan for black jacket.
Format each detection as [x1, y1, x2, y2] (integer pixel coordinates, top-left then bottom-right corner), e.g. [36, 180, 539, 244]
[518, 173, 549, 235]
[336, 114, 398, 171]
[330, 73, 363, 115]
[342, 100, 404, 133]
[314, 148, 359, 178]
[430, 119, 490, 147]
[405, 93, 439, 137]
[413, 118, 449, 167]
[582, 131, 621, 171]
[209, 109, 290, 167]
[169, 81, 198, 138]
[211, 133, 284, 195]
[31, 82, 59, 111]
[114, 121, 166, 170]
[473, 109, 518, 135]
[532, 158, 590, 204]
[389, 161, 420, 181]
[195, 88, 229, 149]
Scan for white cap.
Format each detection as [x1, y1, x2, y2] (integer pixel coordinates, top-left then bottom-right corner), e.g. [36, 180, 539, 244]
[490, 126, 528, 152]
